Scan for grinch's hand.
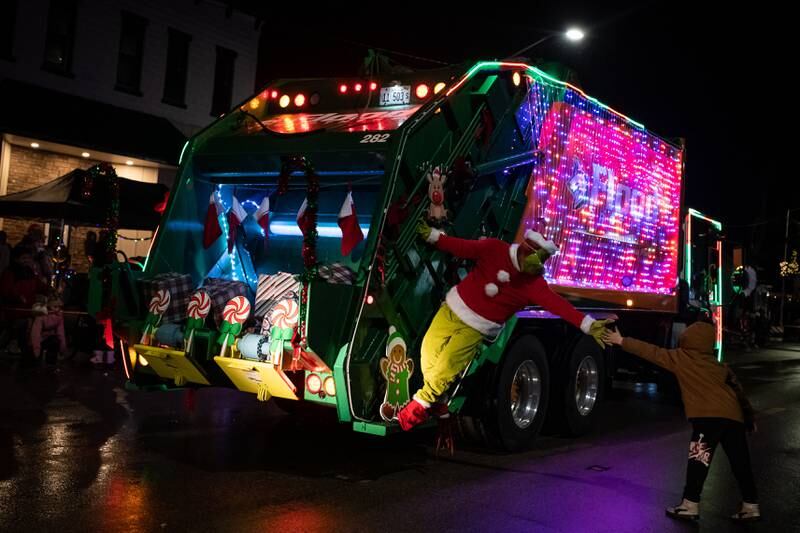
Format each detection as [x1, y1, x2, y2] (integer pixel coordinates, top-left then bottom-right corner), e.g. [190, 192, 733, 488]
[588, 319, 614, 348]
[522, 253, 545, 275]
[416, 219, 432, 241]
[417, 219, 443, 243]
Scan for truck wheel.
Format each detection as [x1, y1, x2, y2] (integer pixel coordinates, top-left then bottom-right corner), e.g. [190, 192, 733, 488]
[482, 335, 550, 451]
[552, 336, 604, 436]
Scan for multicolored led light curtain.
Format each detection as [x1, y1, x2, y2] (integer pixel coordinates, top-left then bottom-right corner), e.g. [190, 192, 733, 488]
[518, 77, 682, 295]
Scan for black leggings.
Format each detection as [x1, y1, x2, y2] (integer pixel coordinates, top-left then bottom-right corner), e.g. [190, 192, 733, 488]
[683, 417, 758, 503]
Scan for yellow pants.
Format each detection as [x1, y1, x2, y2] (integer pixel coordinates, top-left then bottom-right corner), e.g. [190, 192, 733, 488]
[416, 304, 484, 405]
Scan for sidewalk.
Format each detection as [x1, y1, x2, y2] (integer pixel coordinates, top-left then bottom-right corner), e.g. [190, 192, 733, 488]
[723, 342, 800, 366]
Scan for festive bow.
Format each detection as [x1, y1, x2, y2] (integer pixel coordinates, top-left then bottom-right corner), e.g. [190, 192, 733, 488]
[217, 321, 243, 346]
[144, 312, 161, 330]
[140, 312, 162, 344]
[184, 317, 205, 340]
[269, 326, 295, 361]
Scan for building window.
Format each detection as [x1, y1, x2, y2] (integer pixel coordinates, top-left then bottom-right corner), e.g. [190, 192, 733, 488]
[42, 0, 77, 74]
[162, 28, 191, 107]
[1, 0, 17, 60]
[210, 46, 236, 116]
[115, 11, 147, 95]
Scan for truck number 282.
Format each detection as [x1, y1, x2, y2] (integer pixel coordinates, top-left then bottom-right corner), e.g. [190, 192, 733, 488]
[359, 133, 391, 143]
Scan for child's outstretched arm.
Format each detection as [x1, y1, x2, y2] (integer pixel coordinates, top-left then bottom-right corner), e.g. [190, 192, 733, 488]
[603, 327, 683, 372]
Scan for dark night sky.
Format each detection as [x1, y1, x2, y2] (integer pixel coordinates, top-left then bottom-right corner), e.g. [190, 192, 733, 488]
[249, 1, 792, 273]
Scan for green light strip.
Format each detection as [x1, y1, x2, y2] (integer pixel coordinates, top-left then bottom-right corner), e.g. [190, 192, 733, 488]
[688, 208, 722, 231]
[449, 61, 648, 130]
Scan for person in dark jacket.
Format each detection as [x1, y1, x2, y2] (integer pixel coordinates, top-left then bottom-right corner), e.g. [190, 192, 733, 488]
[603, 321, 759, 522]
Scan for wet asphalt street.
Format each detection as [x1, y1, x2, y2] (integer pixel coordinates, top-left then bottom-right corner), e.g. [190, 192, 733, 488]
[1, 346, 799, 533]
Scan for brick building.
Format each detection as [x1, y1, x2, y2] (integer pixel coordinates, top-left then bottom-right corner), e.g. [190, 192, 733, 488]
[0, 0, 261, 271]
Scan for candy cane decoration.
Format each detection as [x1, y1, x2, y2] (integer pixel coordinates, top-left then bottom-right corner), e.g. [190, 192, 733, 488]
[184, 290, 211, 353]
[140, 289, 171, 344]
[218, 296, 251, 357]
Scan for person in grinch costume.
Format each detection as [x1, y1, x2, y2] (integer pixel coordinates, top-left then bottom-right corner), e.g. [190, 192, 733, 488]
[396, 221, 611, 431]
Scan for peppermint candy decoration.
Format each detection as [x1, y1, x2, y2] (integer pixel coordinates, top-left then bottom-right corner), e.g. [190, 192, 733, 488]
[270, 298, 299, 329]
[222, 296, 251, 324]
[148, 289, 171, 314]
[187, 291, 211, 320]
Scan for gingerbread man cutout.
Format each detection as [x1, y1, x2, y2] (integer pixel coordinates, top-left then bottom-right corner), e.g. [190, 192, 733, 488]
[379, 326, 415, 422]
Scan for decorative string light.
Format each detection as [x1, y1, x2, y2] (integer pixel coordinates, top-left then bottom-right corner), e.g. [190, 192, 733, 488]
[516, 79, 682, 294]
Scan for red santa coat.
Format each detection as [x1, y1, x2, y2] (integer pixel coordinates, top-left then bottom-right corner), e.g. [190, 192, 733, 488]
[431, 232, 593, 337]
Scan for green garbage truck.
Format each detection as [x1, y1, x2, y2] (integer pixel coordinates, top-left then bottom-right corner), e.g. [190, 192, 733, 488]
[121, 60, 705, 451]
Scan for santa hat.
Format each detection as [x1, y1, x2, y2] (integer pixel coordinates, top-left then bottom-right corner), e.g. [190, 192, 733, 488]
[386, 326, 406, 356]
[524, 230, 559, 255]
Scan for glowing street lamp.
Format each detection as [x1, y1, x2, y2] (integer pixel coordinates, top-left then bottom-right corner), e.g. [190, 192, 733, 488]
[507, 27, 586, 59]
[565, 27, 585, 42]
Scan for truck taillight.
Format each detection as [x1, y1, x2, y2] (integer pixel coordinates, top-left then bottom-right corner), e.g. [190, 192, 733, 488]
[294, 93, 306, 107]
[369, 81, 377, 91]
[434, 82, 446, 94]
[339, 84, 348, 94]
[354, 83, 363, 92]
[279, 94, 290, 108]
[415, 84, 429, 99]
[323, 376, 336, 397]
[306, 373, 322, 394]
[365, 294, 375, 305]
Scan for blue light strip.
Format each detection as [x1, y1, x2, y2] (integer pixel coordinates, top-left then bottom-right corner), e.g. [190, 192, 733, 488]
[203, 170, 385, 179]
[269, 221, 369, 238]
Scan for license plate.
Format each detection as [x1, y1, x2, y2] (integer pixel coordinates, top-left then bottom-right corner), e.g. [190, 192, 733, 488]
[379, 85, 410, 106]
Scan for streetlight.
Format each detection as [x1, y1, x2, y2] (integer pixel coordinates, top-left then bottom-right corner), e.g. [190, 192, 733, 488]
[565, 27, 585, 42]
[507, 27, 586, 59]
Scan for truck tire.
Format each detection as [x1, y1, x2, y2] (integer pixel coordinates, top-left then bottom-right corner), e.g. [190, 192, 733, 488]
[465, 335, 550, 451]
[551, 336, 604, 437]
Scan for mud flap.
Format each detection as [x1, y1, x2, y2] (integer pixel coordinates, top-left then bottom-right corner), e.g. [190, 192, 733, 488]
[133, 344, 211, 386]
[213, 357, 298, 401]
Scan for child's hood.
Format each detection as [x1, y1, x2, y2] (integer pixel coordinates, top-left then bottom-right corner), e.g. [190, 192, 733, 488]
[678, 322, 716, 357]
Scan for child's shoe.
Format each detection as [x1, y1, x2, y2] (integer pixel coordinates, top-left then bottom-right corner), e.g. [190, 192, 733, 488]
[666, 498, 699, 521]
[731, 502, 760, 522]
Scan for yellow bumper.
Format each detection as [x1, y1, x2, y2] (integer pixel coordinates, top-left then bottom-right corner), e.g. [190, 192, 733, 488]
[133, 344, 210, 386]
[213, 357, 298, 401]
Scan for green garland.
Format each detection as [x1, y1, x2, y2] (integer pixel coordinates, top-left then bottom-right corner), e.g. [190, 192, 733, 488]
[277, 157, 319, 358]
[84, 163, 120, 253]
